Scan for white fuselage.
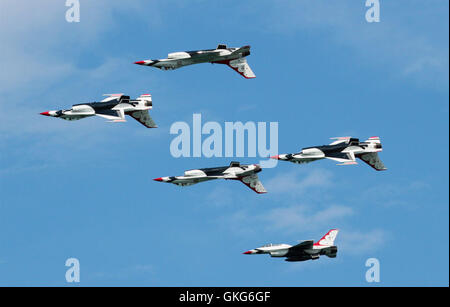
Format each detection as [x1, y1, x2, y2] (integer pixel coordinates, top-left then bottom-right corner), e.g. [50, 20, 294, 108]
[45, 97, 152, 121]
[158, 164, 261, 185]
[278, 140, 383, 164]
[139, 48, 243, 70]
[245, 243, 329, 257]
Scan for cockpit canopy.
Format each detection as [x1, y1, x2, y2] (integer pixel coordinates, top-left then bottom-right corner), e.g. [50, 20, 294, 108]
[217, 44, 227, 50]
[348, 138, 360, 146]
[167, 52, 190, 59]
[119, 96, 130, 103]
[262, 243, 282, 248]
[229, 161, 241, 167]
[184, 169, 204, 177]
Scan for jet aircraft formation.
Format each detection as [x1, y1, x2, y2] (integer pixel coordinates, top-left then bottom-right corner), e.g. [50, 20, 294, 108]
[40, 44, 388, 264]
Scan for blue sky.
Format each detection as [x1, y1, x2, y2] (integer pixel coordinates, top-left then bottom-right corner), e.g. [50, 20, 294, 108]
[0, 0, 448, 286]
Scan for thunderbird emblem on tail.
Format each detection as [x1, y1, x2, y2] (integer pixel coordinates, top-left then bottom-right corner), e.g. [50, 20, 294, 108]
[153, 161, 267, 194]
[272, 137, 387, 171]
[134, 44, 256, 79]
[40, 94, 157, 128]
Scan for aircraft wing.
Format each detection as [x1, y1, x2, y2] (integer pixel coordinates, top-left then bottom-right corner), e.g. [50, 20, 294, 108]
[289, 240, 314, 253]
[325, 152, 358, 165]
[95, 109, 126, 122]
[291, 156, 323, 164]
[238, 173, 267, 194]
[172, 176, 213, 186]
[127, 110, 157, 128]
[357, 152, 387, 171]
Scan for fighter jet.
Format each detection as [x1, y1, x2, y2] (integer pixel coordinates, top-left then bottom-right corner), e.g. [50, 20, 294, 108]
[40, 94, 157, 128]
[134, 44, 256, 79]
[153, 161, 267, 194]
[272, 136, 387, 171]
[243, 229, 339, 262]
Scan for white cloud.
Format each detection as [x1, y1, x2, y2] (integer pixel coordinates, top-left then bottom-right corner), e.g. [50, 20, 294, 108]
[0, 0, 164, 138]
[90, 263, 156, 282]
[204, 185, 237, 207]
[265, 168, 333, 196]
[260, 204, 353, 234]
[339, 229, 388, 255]
[219, 204, 388, 256]
[0, 0, 160, 97]
[219, 203, 354, 238]
[215, 163, 389, 256]
[360, 180, 430, 207]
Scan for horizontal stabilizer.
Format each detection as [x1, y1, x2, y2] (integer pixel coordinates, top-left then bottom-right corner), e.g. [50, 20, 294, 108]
[214, 58, 255, 79]
[228, 58, 255, 79]
[239, 173, 266, 194]
[127, 110, 157, 128]
[365, 136, 381, 144]
[358, 152, 387, 171]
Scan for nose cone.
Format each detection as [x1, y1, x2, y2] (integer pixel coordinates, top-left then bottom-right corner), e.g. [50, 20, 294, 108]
[243, 250, 253, 255]
[270, 155, 280, 160]
[153, 177, 164, 182]
[40, 111, 51, 116]
[135, 60, 153, 66]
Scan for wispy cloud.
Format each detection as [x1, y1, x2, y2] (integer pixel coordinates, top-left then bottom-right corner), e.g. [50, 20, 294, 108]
[265, 168, 333, 196]
[360, 180, 431, 207]
[220, 204, 388, 256]
[256, 0, 449, 91]
[219, 203, 353, 238]
[215, 163, 390, 256]
[0, 163, 50, 177]
[339, 229, 388, 255]
[89, 263, 156, 283]
[259, 204, 353, 234]
[0, 0, 161, 98]
[0, 2, 166, 175]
